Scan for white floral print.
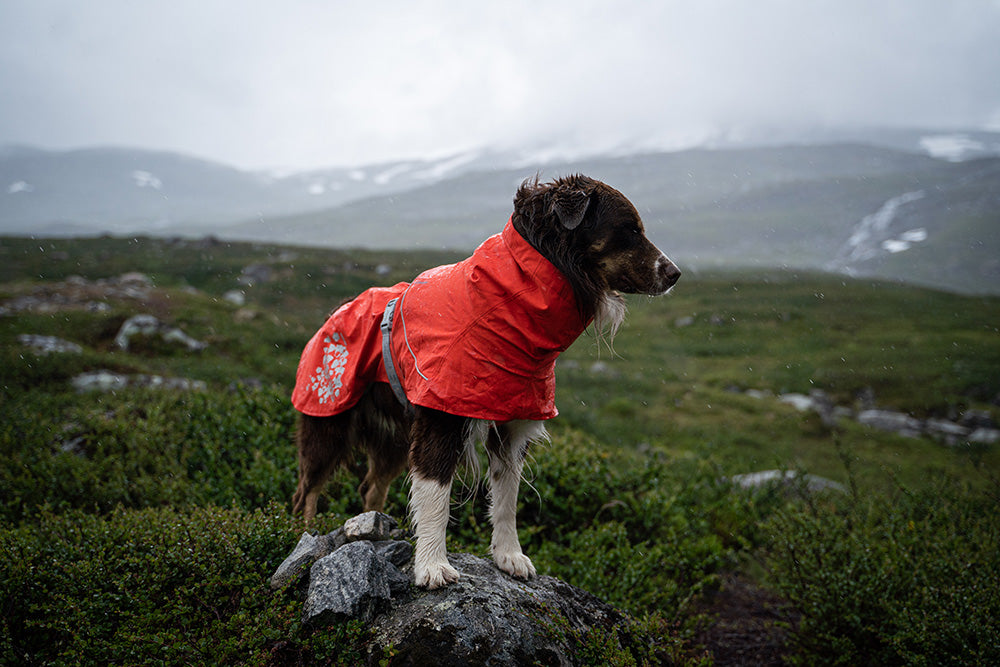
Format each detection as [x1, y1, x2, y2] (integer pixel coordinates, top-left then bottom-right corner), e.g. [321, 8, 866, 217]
[308, 332, 349, 404]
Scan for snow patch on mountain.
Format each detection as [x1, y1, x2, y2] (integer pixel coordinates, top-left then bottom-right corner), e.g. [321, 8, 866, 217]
[412, 151, 481, 180]
[373, 163, 415, 185]
[882, 228, 928, 253]
[920, 134, 985, 162]
[131, 170, 162, 189]
[831, 190, 925, 271]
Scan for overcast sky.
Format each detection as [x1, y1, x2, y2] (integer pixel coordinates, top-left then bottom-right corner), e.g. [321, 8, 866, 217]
[2, 0, 999, 170]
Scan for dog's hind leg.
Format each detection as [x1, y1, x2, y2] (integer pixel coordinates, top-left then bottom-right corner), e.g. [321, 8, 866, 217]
[292, 413, 353, 522]
[486, 420, 547, 579]
[408, 408, 469, 589]
[355, 383, 410, 512]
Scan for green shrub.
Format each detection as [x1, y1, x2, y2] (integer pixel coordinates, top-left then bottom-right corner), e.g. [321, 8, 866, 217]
[766, 479, 1000, 665]
[0, 503, 364, 666]
[0, 386, 299, 524]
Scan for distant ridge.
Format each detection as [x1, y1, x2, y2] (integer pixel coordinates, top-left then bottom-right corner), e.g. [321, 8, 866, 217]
[2, 129, 999, 295]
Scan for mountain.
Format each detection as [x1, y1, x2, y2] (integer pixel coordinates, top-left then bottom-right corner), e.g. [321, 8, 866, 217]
[0, 145, 496, 236]
[2, 132, 999, 295]
[224, 144, 1000, 295]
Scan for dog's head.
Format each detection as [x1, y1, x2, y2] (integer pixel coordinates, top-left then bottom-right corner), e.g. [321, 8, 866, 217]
[512, 174, 680, 314]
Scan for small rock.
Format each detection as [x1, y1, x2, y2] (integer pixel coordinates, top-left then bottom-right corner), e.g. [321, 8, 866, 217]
[674, 315, 695, 327]
[269, 528, 347, 590]
[237, 264, 272, 286]
[72, 370, 129, 392]
[959, 409, 996, 430]
[70, 370, 206, 393]
[114, 314, 207, 352]
[729, 470, 847, 494]
[374, 540, 414, 568]
[809, 389, 838, 426]
[779, 393, 813, 411]
[303, 541, 403, 625]
[968, 428, 1000, 445]
[925, 419, 970, 446]
[222, 290, 246, 306]
[857, 409, 923, 438]
[18, 334, 83, 355]
[344, 511, 397, 542]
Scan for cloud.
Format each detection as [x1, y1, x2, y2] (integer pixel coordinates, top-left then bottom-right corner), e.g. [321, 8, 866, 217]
[1, 0, 998, 169]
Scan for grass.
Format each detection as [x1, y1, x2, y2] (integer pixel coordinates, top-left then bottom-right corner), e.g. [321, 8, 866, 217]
[1, 233, 998, 665]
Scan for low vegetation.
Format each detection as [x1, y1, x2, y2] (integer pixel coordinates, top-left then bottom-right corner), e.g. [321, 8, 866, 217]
[1, 235, 998, 665]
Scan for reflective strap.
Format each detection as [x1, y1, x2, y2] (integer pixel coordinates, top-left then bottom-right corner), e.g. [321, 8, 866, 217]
[380, 298, 412, 412]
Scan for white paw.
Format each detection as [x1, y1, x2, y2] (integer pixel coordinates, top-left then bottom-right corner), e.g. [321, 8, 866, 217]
[493, 550, 536, 579]
[414, 559, 460, 589]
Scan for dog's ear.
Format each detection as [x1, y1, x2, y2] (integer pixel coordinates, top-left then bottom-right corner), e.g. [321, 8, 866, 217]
[549, 187, 592, 230]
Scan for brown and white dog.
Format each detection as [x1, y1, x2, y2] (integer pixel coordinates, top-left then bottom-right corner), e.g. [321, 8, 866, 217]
[291, 175, 679, 588]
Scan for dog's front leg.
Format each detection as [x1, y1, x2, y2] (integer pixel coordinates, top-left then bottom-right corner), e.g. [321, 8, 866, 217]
[487, 421, 544, 580]
[409, 471, 458, 588]
[408, 409, 465, 588]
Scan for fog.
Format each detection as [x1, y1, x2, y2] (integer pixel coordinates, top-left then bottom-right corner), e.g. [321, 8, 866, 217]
[2, 0, 999, 170]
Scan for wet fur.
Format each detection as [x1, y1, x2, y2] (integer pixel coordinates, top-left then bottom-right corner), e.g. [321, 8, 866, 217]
[292, 175, 680, 588]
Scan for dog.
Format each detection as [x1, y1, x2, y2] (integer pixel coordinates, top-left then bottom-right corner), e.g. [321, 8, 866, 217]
[291, 174, 680, 588]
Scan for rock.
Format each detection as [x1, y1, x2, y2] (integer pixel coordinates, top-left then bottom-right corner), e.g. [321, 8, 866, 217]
[71, 370, 129, 392]
[857, 409, 923, 438]
[237, 264, 272, 286]
[71, 370, 206, 393]
[778, 393, 813, 411]
[924, 418, 970, 446]
[744, 389, 771, 400]
[114, 314, 207, 352]
[729, 470, 847, 494]
[959, 409, 996, 430]
[968, 428, 1000, 445]
[374, 540, 414, 569]
[344, 511, 397, 542]
[674, 315, 695, 327]
[369, 553, 640, 667]
[303, 541, 404, 625]
[270, 529, 347, 590]
[808, 389, 838, 426]
[222, 289, 246, 306]
[274, 513, 646, 665]
[18, 334, 83, 355]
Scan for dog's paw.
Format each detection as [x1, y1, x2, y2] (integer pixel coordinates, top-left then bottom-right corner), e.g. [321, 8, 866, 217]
[494, 550, 536, 580]
[414, 560, 460, 589]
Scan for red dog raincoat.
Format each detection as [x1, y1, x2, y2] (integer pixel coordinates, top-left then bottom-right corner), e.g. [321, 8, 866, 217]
[292, 219, 588, 422]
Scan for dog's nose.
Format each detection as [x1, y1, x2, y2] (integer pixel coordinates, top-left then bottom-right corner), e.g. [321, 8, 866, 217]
[659, 257, 681, 287]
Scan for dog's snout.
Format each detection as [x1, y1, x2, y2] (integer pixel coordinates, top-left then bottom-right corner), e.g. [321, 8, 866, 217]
[657, 255, 681, 290]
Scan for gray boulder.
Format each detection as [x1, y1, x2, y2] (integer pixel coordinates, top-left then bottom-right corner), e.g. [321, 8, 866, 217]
[272, 512, 645, 665]
[369, 553, 638, 667]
